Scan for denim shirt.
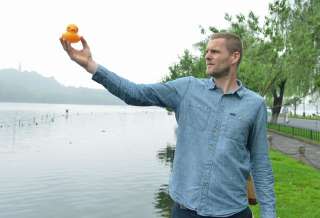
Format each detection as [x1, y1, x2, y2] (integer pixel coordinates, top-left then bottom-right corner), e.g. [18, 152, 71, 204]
[92, 65, 276, 218]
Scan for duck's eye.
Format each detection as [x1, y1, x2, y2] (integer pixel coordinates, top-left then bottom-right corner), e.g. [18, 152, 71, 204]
[66, 24, 78, 33]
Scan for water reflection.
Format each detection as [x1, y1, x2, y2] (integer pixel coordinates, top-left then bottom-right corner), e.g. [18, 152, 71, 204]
[155, 143, 176, 218]
[156, 143, 175, 169]
[1, 103, 178, 218]
[154, 184, 174, 218]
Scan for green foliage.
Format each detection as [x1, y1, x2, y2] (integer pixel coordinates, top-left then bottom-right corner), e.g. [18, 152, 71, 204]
[250, 149, 320, 218]
[163, 0, 320, 123]
[162, 49, 207, 82]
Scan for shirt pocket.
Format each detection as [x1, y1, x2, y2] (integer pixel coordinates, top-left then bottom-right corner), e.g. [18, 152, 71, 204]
[185, 103, 210, 131]
[222, 113, 249, 145]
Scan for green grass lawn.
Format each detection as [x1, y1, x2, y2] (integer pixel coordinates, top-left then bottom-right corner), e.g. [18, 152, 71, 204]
[250, 149, 320, 218]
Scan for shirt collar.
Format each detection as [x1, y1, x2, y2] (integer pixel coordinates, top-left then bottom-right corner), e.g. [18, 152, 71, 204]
[207, 77, 217, 90]
[207, 77, 245, 98]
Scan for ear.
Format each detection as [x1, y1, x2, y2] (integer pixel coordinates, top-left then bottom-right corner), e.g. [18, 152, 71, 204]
[231, 51, 240, 65]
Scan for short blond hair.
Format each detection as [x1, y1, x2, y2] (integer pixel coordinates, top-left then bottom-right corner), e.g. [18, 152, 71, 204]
[210, 32, 243, 65]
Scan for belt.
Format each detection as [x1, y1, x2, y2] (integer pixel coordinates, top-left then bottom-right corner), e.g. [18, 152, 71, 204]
[175, 203, 252, 217]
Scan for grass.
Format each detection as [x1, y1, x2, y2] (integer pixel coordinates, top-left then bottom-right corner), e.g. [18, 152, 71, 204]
[250, 149, 320, 218]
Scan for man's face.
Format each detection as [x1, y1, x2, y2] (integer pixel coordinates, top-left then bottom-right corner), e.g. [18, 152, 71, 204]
[205, 38, 234, 78]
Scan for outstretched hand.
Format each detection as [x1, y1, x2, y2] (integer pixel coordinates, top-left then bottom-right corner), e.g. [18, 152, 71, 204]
[60, 36, 97, 74]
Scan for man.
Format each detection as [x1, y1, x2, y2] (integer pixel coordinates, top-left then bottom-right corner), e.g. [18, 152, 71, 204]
[60, 32, 276, 218]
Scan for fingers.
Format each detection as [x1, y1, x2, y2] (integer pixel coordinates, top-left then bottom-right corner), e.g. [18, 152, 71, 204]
[59, 37, 75, 58]
[65, 42, 74, 54]
[80, 36, 90, 50]
[60, 37, 72, 53]
[59, 37, 68, 51]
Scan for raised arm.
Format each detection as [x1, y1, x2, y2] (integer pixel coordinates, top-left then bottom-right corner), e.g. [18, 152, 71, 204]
[60, 37, 190, 110]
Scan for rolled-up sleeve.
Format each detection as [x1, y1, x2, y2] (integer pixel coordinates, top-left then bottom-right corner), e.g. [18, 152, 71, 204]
[248, 101, 276, 218]
[92, 65, 190, 111]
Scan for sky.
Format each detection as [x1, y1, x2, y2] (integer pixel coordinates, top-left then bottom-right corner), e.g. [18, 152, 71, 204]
[0, 0, 272, 89]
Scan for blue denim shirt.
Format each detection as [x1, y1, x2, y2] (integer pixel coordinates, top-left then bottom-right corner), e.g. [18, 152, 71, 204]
[92, 65, 276, 218]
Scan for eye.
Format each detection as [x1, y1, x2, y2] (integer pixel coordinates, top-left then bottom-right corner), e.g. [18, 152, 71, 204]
[66, 24, 78, 33]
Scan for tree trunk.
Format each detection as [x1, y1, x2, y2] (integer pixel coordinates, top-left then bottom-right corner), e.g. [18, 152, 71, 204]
[271, 79, 287, 123]
[293, 101, 297, 116]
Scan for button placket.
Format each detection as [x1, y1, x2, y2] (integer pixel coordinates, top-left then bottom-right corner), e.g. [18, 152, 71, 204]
[199, 94, 224, 211]
[199, 161, 215, 211]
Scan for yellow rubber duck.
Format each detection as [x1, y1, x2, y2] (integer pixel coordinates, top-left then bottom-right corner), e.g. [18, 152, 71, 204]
[62, 24, 81, 43]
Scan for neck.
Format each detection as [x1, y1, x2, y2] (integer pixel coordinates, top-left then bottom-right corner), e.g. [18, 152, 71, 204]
[214, 71, 239, 94]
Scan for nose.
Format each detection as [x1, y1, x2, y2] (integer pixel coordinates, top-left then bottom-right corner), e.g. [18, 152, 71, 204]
[205, 52, 211, 61]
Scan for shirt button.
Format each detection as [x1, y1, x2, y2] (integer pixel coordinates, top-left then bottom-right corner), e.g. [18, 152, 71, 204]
[205, 162, 211, 168]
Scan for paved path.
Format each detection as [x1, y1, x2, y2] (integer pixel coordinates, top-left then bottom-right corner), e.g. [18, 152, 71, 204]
[272, 116, 320, 131]
[268, 131, 320, 169]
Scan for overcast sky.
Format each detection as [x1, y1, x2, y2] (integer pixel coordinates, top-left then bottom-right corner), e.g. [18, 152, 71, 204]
[0, 0, 272, 89]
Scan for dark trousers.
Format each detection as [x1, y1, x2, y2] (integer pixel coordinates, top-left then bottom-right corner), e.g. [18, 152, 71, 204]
[171, 203, 252, 218]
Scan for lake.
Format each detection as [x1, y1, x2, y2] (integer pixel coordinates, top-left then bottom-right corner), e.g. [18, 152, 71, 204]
[0, 103, 177, 218]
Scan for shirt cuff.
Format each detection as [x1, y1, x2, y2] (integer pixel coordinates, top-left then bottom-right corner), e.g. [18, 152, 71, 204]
[261, 210, 276, 218]
[91, 64, 104, 81]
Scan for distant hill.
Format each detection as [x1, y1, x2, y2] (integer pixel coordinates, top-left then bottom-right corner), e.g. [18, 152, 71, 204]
[0, 68, 125, 105]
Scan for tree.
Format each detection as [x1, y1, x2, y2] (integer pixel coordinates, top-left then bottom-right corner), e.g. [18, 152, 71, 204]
[163, 0, 320, 123]
[162, 49, 206, 82]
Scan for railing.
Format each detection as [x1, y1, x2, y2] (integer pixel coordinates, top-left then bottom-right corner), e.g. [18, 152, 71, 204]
[268, 122, 320, 144]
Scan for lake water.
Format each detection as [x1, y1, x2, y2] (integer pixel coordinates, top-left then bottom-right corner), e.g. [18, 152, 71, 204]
[0, 103, 177, 218]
